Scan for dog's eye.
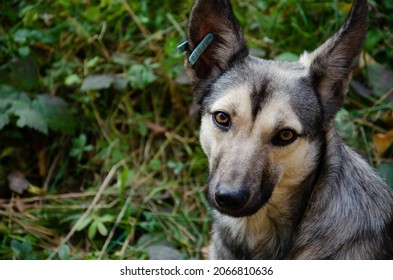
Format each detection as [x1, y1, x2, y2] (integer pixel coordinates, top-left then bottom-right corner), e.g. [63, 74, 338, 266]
[212, 112, 231, 130]
[272, 129, 298, 146]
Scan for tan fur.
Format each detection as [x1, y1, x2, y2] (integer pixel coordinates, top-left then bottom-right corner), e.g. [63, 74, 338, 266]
[201, 85, 319, 196]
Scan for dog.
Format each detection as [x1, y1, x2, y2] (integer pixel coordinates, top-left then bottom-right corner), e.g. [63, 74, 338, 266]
[179, 0, 393, 259]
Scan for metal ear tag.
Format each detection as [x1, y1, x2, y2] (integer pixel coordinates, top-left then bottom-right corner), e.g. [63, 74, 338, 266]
[177, 33, 214, 65]
[189, 33, 214, 65]
[177, 40, 188, 54]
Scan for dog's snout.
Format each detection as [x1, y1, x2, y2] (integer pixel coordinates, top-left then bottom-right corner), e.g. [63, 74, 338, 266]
[215, 188, 250, 212]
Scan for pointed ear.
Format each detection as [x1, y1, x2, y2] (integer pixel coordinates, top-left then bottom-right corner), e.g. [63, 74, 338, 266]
[300, 0, 368, 124]
[185, 0, 248, 93]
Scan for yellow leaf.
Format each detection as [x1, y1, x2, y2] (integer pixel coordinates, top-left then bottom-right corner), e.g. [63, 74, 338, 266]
[28, 184, 45, 195]
[373, 129, 393, 157]
[38, 150, 46, 177]
[338, 3, 352, 13]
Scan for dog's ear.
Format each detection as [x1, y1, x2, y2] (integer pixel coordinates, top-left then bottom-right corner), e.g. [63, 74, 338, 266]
[301, 0, 368, 125]
[185, 0, 248, 92]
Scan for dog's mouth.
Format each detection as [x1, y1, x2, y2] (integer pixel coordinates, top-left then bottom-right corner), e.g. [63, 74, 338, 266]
[209, 186, 274, 217]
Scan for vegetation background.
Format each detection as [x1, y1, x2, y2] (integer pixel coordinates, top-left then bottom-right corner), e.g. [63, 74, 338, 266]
[0, 0, 392, 260]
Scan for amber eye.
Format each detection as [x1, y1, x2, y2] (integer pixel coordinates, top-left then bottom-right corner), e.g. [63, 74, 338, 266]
[279, 130, 294, 141]
[272, 129, 298, 146]
[212, 111, 231, 130]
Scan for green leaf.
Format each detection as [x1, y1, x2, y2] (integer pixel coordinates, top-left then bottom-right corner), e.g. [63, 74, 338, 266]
[0, 92, 33, 131]
[69, 149, 80, 160]
[127, 61, 157, 89]
[1, 90, 31, 104]
[58, 245, 71, 260]
[13, 29, 30, 43]
[88, 221, 97, 240]
[10, 58, 39, 90]
[6, 99, 30, 112]
[117, 166, 134, 191]
[81, 74, 114, 91]
[70, 134, 93, 161]
[86, 56, 100, 68]
[65, 74, 81, 86]
[96, 222, 108, 236]
[167, 160, 184, 175]
[11, 240, 35, 260]
[69, 149, 83, 160]
[146, 244, 182, 260]
[84, 6, 101, 22]
[149, 159, 162, 171]
[76, 215, 94, 231]
[73, 134, 87, 147]
[98, 214, 114, 223]
[14, 108, 48, 134]
[18, 46, 30, 57]
[32, 94, 75, 134]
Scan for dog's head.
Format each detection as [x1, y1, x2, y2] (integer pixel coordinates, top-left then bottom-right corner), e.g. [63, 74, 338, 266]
[183, 0, 368, 217]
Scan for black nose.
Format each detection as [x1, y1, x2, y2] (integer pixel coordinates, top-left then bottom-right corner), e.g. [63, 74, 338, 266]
[215, 188, 250, 212]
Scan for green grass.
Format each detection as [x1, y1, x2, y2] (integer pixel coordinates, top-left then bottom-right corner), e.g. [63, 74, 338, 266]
[0, 0, 392, 259]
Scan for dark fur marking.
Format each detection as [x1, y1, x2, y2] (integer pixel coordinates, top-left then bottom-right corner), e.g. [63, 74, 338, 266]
[250, 79, 271, 122]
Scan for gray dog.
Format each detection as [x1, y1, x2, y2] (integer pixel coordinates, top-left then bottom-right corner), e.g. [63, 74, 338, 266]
[179, 0, 393, 259]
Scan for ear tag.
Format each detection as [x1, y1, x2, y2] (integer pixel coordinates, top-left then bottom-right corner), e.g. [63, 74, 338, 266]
[177, 33, 215, 65]
[189, 33, 214, 65]
[177, 41, 188, 54]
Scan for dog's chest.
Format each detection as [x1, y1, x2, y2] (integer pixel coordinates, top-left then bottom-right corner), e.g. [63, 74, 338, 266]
[213, 210, 293, 259]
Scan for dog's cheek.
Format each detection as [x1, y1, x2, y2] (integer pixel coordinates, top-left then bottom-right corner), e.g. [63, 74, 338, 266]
[273, 140, 318, 188]
[200, 116, 215, 160]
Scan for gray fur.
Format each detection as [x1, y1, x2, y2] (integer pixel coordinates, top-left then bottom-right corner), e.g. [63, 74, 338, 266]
[287, 130, 393, 259]
[184, 0, 393, 259]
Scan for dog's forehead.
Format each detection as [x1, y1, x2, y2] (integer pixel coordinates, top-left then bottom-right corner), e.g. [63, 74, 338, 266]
[209, 58, 310, 103]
